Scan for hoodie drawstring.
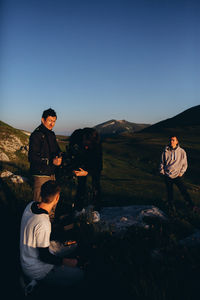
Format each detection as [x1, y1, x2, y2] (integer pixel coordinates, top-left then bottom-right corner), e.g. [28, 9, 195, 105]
[171, 150, 176, 161]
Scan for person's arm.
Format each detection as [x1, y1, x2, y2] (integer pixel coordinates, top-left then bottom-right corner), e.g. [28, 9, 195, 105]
[38, 247, 78, 267]
[28, 132, 43, 164]
[38, 247, 62, 265]
[52, 133, 62, 166]
[53, 156, 62, 166]
[28, 132, 50, 168]
[36, 223, 62, 265]
[179, 150, 188, 176]
[36, 222, 78, 267]
[159, 151, 165, 175]
[74, 168, 88, 177]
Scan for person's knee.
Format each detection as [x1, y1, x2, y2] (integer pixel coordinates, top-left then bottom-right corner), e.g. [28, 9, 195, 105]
[62, 267, 85, 287]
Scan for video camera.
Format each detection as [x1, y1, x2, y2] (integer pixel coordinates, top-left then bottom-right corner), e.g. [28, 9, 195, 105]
[58, 143, 87, 178]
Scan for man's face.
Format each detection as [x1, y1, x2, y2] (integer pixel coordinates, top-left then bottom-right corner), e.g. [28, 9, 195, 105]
[170, 137, 178, 149]
[41, 116, 57, 130]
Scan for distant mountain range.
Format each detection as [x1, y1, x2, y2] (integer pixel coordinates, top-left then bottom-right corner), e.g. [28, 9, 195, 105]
[94, 119, 150, 136]
[142, 105, 200, 133]
[0, 105, 199, 162]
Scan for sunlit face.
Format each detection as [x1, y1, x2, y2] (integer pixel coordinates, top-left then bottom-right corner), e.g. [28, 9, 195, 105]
[170, 136, 178, 149]
[41, 116, 57, 130]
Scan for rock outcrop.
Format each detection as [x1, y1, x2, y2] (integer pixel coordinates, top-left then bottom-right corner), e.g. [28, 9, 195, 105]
[0, 133, 29, 160]
[0, 170, 28, 183]
[90, 205, 168, 234]
[0, 134, 23, 153]
[0, 152, 10, 162]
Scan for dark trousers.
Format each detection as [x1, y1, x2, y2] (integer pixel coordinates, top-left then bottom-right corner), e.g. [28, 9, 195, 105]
[164, 176, 193, 207]
[75, 173, 101, 210]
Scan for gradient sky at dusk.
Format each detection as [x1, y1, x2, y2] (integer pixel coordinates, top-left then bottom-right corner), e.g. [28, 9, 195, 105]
[1, 0, 199, 135]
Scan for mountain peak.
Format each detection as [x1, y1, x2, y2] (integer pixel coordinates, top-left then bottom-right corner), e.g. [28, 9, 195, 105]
[94, 119, 150, 136]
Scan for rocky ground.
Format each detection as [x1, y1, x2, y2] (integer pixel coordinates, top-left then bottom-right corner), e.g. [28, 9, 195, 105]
[0, 123, 29, 161]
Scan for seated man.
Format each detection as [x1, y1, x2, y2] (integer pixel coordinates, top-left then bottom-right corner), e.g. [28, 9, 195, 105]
[20, 180, 84, 290]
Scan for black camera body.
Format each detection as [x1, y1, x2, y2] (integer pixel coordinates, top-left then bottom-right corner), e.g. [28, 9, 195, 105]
[57, 127, 103, 178]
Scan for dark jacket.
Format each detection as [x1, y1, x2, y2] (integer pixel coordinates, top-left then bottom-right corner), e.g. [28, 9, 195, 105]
[28, 124, 61, 176]
[65, 128, 103, 175]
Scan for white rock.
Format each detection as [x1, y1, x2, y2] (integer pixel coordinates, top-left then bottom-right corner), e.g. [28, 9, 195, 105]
[0, 170, 13, 178]
[0, 152, 10, 161]
[0, 135, 23, 153]
[21, 130, 31, 136]
[98, 205, 168, 234]
[0, 170, 27, 183]
[11, 175, 25, 183]
[138, 207, 168, 222]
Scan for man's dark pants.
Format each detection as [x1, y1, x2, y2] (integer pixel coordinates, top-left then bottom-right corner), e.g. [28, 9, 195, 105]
[164, 176, 193, 208]
[76, 173, 101, 210]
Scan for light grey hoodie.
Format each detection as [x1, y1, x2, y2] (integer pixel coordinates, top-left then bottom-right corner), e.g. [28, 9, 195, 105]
[159, 145, 188, 179]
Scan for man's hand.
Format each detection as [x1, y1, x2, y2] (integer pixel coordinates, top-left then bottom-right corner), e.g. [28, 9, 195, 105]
[178, 174, 183, 177]
[62, 258, 78, 268]
[53, 156, 62, 166]
[74, 168, 88, 177]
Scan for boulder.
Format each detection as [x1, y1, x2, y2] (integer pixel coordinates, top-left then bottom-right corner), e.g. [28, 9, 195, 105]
[0, 152, 10, 162]
[11, 175, 27, 184]
[0, 134, 23, 153]
[0, 170, 13, 178]
[0, 170, 27, 183]
[94, 205, 168, 234]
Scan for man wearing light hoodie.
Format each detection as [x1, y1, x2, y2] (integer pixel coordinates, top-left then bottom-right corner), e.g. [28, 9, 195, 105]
[159, 136, 194, 210]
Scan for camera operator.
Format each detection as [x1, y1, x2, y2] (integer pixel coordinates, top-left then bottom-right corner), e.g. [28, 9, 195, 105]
[62, 128, 103, 213]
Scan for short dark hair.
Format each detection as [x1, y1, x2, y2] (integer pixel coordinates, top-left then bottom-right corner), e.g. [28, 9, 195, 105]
[82, 128, 100, 146]
[42, 108, 57, 120]
[169, 135, 179, 141]
[40, 180, 61, 203]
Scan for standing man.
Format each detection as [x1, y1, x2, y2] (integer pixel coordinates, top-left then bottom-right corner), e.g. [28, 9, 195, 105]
[67, 127, 103, 212]
[28, 108, 62, 203]
[159, 135, 194, 211]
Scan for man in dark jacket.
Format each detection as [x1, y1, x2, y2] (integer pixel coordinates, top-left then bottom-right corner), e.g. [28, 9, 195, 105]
[28, 108, 62, 202]
[66, 128, 103, 211]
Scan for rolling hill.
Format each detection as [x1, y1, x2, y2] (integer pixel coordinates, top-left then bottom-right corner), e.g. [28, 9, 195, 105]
[142, 105, 200, 134]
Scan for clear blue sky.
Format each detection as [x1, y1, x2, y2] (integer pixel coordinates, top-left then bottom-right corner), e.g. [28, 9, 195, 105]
[1, 0, 199, 135]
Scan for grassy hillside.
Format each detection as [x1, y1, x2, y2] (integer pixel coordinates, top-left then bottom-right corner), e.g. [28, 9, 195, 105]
[0, 120, 29, 144]
[2, 128, 198, 212]
[101, 131, 200, 209]
[1, 120, 200, 299]
[0, 120, 29, 167]
[143, 105, 200, 133]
